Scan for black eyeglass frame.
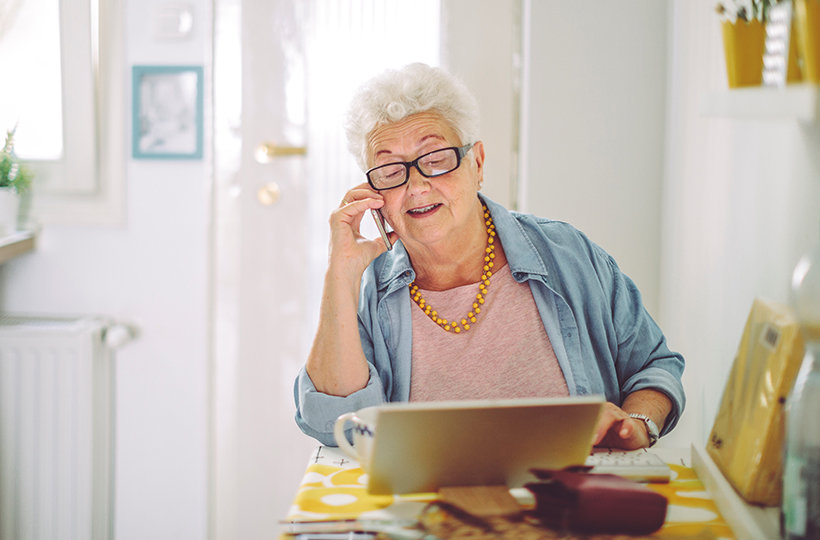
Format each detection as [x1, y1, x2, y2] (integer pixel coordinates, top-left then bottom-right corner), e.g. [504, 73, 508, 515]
[365, 143, 475, 191]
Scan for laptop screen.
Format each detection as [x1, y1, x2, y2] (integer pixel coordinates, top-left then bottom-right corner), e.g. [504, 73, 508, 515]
[365, 395, 605, 495]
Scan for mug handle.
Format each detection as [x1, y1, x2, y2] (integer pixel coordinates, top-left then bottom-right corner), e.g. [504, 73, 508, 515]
[333, 412, 359, 460]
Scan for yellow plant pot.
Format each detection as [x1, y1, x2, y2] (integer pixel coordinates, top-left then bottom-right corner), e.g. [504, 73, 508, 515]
[794, 0, 820, 83]
[722, 19, 766, 88]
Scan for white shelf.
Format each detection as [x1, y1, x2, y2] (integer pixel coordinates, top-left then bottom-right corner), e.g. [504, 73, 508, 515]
[0, 230, 36, 265]
[691, 445, 780, 540]
[700, 84, 820, 122]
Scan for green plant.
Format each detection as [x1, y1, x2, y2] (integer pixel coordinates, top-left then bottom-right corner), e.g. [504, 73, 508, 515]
[0, 126, 32, 194]
[716, 0, 774, 22]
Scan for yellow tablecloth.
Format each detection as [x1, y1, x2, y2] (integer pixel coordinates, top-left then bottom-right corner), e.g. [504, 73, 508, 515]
[286, 446, 735, 539]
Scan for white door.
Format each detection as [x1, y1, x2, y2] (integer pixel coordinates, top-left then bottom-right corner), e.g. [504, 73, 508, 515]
[213, 1, 316, 538]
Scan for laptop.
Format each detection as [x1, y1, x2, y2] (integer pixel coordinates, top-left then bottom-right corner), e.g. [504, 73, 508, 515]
[364, 395, 604, 495]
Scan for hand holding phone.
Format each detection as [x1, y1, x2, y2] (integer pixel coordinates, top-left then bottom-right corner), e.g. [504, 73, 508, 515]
[371, 209, 393, 251]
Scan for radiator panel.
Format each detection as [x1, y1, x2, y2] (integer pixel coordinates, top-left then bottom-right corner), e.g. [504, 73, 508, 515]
[0, 316, 113, 540]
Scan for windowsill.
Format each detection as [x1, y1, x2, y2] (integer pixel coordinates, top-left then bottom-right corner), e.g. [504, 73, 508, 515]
[0, 230, 37, 265]
[700, 83, 819, 123]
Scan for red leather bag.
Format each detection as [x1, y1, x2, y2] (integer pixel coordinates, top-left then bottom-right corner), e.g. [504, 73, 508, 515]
[525, 466, 668, 536]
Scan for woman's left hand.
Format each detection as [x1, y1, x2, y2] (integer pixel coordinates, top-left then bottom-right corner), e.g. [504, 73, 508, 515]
[592, 402, 651, 450]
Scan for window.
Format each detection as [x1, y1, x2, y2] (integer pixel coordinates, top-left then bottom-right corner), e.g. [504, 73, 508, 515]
[0, 0, 63, 160]
[0, 0, 125, 225]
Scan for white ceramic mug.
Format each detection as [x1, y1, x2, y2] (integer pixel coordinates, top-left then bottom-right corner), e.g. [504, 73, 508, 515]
[333, 407, 378, 467]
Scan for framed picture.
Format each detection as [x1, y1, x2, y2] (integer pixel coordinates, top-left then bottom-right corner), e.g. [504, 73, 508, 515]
[132, 65, 203, 159]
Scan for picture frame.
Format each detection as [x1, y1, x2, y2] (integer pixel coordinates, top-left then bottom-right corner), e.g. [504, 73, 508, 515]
[132, 65, 204, 159]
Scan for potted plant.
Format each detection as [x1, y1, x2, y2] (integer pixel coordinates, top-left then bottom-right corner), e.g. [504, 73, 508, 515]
[0, 126, 33, 236]
[716, 0, 771, 87]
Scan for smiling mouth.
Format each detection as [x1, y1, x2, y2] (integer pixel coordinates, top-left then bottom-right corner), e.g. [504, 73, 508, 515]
[407, 203, 440, 216]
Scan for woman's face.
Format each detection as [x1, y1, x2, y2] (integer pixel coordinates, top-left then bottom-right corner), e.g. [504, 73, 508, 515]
[366, 112, 485, 251]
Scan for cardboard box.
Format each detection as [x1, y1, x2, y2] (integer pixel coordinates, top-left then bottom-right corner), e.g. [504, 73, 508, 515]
[707, 298, 805, 506]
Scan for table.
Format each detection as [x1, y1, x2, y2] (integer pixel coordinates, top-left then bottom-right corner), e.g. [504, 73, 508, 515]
[282, 446, 749, 539]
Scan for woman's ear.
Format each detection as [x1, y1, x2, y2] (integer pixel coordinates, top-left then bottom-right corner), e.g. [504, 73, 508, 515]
[473, 141, 485, 169]
[473, 141, 485, 189]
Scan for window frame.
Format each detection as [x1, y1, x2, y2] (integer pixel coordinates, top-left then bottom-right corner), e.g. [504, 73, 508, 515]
[24, 0, 125, 226]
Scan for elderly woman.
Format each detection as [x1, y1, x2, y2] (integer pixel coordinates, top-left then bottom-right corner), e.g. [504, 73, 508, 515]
[294, 63, 684, 449]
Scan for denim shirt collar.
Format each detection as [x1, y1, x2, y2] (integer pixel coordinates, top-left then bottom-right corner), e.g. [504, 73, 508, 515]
[481, 195, 550, 282]
[373, 239, 414, 294]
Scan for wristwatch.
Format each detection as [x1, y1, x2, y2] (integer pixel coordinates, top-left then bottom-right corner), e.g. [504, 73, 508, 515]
[629, 413, 659, 447]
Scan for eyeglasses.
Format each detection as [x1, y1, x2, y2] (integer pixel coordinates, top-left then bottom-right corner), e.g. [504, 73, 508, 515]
[366, 143, 474, 191]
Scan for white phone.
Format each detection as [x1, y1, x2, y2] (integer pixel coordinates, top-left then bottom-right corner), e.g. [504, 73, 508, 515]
[371, 209, 393, 251]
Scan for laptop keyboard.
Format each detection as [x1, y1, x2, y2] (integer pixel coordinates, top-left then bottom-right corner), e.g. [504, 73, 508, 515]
[585, 448, 672, 483]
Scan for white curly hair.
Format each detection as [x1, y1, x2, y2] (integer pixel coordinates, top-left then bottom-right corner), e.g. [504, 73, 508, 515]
[345, 63, 481, 172]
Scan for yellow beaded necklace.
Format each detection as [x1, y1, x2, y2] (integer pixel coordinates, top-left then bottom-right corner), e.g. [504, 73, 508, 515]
[408, 204, 496, 333]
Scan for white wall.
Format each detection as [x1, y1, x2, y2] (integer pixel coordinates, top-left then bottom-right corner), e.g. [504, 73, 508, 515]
[660, 0, 820, 449]
[522, 0, 668, 319]
[441, 0, 519, 210]
[0, 1, 213, 538]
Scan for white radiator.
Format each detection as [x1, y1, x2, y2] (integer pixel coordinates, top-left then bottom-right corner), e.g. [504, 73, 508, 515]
[0, 315, 116, 540]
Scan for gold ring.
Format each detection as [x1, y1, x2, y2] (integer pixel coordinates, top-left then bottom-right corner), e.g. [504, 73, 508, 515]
[341, 199, 349, 206]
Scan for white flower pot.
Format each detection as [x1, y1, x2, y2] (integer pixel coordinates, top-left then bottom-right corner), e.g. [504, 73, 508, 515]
[0, 187, 20, 237]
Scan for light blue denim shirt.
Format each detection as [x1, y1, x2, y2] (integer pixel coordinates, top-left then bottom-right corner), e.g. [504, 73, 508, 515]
[294, 195, 685, 446]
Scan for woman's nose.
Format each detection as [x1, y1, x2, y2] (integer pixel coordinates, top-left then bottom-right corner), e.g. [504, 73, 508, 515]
[406, 165, 431, 194]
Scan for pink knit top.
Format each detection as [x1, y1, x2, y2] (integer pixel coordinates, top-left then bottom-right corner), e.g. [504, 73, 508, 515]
[408, 263, 569, 401]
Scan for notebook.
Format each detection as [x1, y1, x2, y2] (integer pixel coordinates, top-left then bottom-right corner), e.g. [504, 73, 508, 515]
[364, 395, 605, 495]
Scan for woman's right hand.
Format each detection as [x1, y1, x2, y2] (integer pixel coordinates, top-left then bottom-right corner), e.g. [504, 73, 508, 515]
[328, 183, 395, 278]
[306, 183, 392, 396]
